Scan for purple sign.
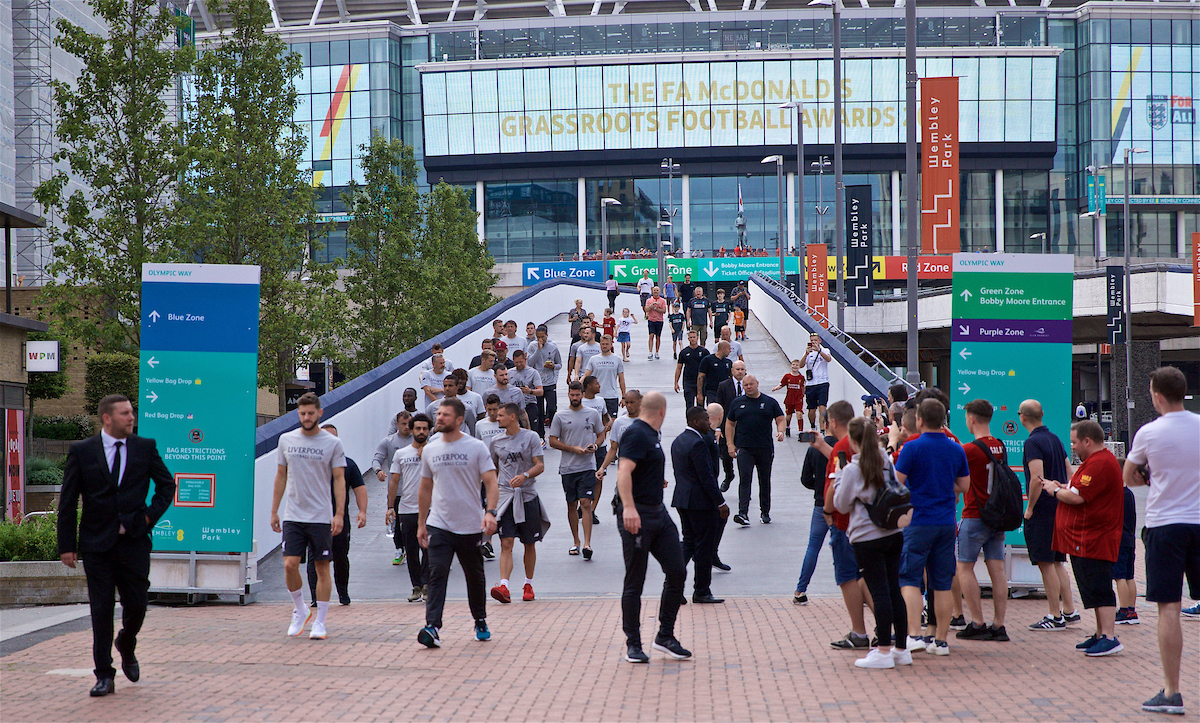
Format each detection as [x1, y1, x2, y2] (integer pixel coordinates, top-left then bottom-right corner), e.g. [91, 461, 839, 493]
[952, 319, 1073, 344]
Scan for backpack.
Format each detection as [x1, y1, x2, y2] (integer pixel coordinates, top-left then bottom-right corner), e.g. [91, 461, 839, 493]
[863, 463, 913, 530]
[973, 440, 1024, 532]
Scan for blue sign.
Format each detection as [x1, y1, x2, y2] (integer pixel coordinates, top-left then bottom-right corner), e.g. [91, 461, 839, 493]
[521, 261, 604, 286]
[1104, 195, 1198, 206]
[1087, 176, 1107, 214]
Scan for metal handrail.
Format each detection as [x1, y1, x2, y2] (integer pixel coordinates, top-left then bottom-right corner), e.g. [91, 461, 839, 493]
[753, 273, 920, 396]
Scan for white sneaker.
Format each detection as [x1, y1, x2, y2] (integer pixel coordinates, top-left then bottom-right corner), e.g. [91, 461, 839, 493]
[926, 639, 949, 656]
[654, 353, 659, 359]
[854, 648, 895, 669]
[648, 353, 654, 360]
[309, 621, 327, 640]
[905, 635, 927, 652]
[891, 648, 913, 665]
[288, 608, 313, 637]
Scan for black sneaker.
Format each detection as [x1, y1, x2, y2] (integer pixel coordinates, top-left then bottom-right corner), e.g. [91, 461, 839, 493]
[793, 592, 808, 605]
[1142, 690, 1185, 715]
[719, 479, 732, 493]
[417, 625, 441, 648]
[593, 512, 600, 526]
[652, 635, 692, 660]
[956, 622, 991, 640]
[625, 644, 650, 663]
[712, 558, 731, 571]
[732, 514, 750, 526]
[481, 541, 495, 560]
[338, 593, 351, 606]
[987, 625, 1010, 642]
[760, 513, 771, 524]
[1029, 615, 1067, 630]
[785, 427, 791, 437]
[948, 615, 967, 631]
[830, 632, 869, 650]
[1062, 611, 1082, 625]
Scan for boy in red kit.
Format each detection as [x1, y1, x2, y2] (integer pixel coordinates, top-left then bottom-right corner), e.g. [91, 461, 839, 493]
[772, 360, 806, 438]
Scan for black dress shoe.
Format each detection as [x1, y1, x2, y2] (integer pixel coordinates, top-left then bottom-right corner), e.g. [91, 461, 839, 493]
[115, 630, 139, 683]
[711, 558, 731, 571]
[719, 480, 732, 493]
[693, 594, 725, 604]
[679, 595, 688, 605]
[90, 678, 115, 697]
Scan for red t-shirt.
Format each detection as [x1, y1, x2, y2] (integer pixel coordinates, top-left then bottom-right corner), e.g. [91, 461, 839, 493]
[602, 317, 616, 338]
[825, 436, 854, 531]
[1052, 448, 1124, 562]
[779, 373, 805, 406]
[645, 296, 667, 322]
[962, 436, 1007, 519]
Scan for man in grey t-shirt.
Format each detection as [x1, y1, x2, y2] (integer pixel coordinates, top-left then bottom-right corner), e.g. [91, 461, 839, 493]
[271, 393, 346, 641]
[488, 402, 548, 604]
[426, 375, 477, 436]
[509, 349, 545, 439]
[569, 325, 602, 383]
[581, 335, 626, 417]
[548, 381, 606, 560]
[483, 366, 529, 429]
[416, 398, 499, 649]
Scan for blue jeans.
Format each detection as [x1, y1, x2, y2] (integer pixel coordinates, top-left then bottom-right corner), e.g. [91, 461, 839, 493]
[795, 506, 830, 593]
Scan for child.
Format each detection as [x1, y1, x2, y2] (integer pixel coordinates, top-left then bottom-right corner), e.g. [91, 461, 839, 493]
[1115, 475, 1139, 625]
[771, 360, 806, 437]
[587, 311, 599, 332]
[668, 301, 686, 360]
[602, 308, 617, 340]
[616, 308, 637, 361]
[733, 307, 746, 341]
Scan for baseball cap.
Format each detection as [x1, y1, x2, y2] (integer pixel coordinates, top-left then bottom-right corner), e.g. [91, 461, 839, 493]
[494, 340, 507, 351]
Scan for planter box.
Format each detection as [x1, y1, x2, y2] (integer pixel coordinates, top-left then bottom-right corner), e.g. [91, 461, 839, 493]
[0, 560, 89, 606]
[26, 485, 62, 514]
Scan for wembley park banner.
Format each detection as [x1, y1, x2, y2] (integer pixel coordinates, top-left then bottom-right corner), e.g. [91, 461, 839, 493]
[421, 54, 1056, 156]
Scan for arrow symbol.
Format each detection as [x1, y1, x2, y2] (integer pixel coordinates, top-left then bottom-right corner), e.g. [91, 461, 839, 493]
[958, 324, 969, 336]
[526, 268, 540, 280]
[147, 356, 159, 368]
[959, 348, 972, 359]
[145, 391, 158, 403]
[959, 289, 972, 302]
[703, 262, 718, 277]
[615, 266, 628, 279]
[958, 383, 971, 395]
[149, 310, 161, 322]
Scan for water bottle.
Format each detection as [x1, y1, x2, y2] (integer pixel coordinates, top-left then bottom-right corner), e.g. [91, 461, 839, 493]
[386, 517, 395, 536]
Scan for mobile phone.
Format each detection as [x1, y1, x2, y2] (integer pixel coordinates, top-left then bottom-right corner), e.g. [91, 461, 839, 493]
[837, 451, 848, 468]
[798, 431, 816, 443]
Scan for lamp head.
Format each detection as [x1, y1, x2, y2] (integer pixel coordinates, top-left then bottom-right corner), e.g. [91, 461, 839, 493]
[601, 197, 621, 207]
[761, 155, 783, 165]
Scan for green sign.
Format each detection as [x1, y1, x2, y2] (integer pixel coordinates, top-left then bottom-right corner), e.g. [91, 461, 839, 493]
[609, 256, 800, 283]
[950, 254, 1073, 546]
[140, 264, 260, 553]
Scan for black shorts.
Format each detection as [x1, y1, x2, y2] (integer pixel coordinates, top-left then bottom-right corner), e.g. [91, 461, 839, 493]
[1023, 513, 1066, 564]
[1144, 523, 1200, 604]
[499, 498, 546, 544]
[648, 320, 664, 336]
[605, 397, 619, 417]
[282, 521, 332, 561]
[1071, 555, 1116, 609]
[805, 382, 830, 410]
[562, 470, 597, 503]
[1112, 543, 1136, 581]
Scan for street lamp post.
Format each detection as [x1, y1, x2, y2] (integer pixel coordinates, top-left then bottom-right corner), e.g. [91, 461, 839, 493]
[809, 0, 845, 329]
[661, 158, 680, 263]
[657, 220, 672, 284]
[601, 197, 620, 281]
[762, 155, 785, 283]
[780, 101, 805, 286]
[903, 0, 919, 387]
[1122, 146, 1148, 438]
[1030, 232, 1047, 254]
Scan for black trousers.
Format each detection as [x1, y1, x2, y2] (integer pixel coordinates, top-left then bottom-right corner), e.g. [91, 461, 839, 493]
[396, 512, 428, 588]
[682, 380, 698, 410]
[537, 384, 557, 429]
[607, 290, 619, 310]
[308, 526, 350, 601]
[82, 535, 151, 680]
[679, 508, 721, 598]
[853, 533, 908, 647]
[424, 526, 487, 629]
[618, 504, 686, 647]
[736, 446, 774, 517]
[718, 443, 735, 484]
[525, 401, 544, 438]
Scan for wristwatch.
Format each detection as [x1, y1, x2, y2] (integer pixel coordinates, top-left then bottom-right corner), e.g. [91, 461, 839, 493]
[486, 509, 497, 516]
[1052, 488, 1059, 499]
[522, 471, 531, 479]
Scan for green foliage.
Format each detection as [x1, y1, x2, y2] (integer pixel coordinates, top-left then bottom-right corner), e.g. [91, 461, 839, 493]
[415, 182, 499, 335]
[33, 0, 193, 354]
[27, 468, 65, 486]
[26, 456, 64, 473]
[84, 353, 139, 416]
[31, 415, 94, 440]
[0, 513, 61, 562]
[173, 0, 341, 414]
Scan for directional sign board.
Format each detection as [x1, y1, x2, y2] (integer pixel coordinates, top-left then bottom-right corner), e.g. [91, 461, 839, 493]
[950, 254, 1072, 545]
[140, 264, 260, 552]
[521, 261, 603, 286]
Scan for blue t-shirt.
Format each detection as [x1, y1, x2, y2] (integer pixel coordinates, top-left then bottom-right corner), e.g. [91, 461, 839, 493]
[894, 431, 969, 527]
[1121, 486, 1136, 548]
[1022, 425, 1070, 519]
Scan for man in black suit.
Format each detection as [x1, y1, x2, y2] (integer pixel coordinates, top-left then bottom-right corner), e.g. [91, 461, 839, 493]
[670, 406, 729, 604]
[57, 394, 175, 697]
[714, 360, 747, 492]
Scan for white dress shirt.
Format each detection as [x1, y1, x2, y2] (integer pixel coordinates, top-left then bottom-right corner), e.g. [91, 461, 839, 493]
[101, 430, 128, 485]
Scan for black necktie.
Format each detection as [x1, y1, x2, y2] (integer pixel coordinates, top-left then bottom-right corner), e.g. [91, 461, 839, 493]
[111, 441, 123, 485]
[736, 383, 742, 396]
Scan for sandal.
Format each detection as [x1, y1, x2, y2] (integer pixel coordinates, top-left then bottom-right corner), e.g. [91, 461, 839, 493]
[582, 547, 593, 561]
[568, 546, 580, 556]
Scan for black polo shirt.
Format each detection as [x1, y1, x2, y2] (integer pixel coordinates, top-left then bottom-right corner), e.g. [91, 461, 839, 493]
[620, 418, 666, 507]
[711, 300, 732, 329]
[727, 394, 784, 449]
[688, 297, 710, 327]
[698, 354, 733, 394]
[676, 345, 709, 382]
[1022, 425, 1069, 519]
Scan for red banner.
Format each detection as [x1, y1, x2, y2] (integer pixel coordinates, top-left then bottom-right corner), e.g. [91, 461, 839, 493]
[1193, 232, 1199, 327]
[921, 77, 959, 255]
[807, 244, 829, 328]
[6, 409, 25, 521]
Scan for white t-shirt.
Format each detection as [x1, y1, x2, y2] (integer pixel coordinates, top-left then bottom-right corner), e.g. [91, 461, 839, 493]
[805, 346, 831, 385]
[389, 445, 424, 514]
[276, 429, 346, 524]
[582, 353, 625, 399]
[475, 419, 504, 447]
[617, 317, 634, 336]
[726, 339, 744, 359]
[1127, 410, 1200, 527]
[418, 368, 449, 403]
[637, 278, 654, 294]
[467, 367, 495, 393]
[419, 435, 495, 535]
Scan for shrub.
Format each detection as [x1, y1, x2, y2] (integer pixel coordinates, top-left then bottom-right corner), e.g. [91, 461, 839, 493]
[25, 456, 62, 473]
[31, 414, 94, 440]
[27, 468, 64, 486]
[0, 513, 61, 562]
[84, 352, 139, 416]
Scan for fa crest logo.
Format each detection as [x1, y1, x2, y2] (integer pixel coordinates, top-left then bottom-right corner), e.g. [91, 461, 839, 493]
[1147, 95, 1169, 131]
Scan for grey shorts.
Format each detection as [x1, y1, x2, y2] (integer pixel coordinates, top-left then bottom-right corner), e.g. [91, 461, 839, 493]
[956, 517, 1005, 562]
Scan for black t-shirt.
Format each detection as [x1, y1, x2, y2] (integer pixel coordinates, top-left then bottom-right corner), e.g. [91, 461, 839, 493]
[1022, 425, 1069, 519]
[679, 283, 694, 303]
[676, 345, 709, 382]
[698, 354, 733, 393]
[727, 395, 784, 448]
[331, 457, 366, 529]
[688, 297, 710, 326]
[711, 301, 732, 328]
[620, 419, 666, 507]
[668, 312, 685, 330]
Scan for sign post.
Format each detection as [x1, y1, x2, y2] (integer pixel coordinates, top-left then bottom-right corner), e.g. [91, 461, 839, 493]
[950, 253, 1073, 547]
[806, 244, 829, 327]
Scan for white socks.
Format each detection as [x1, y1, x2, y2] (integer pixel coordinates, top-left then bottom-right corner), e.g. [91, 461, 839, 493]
[316, 601, 330, 624]
[525, 578, 534, 586]
[290, 589, 304, 614]
[500, 579, 510, 588]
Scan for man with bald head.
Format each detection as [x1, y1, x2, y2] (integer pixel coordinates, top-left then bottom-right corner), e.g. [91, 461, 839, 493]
[615, 391, 690, 664]
[1019, 399, 1079, 630]
[714, 360, 748, 492]
[725, 374, 785, 526]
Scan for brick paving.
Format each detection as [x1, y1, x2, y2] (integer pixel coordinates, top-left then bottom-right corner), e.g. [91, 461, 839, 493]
[3, 594, 1196, 722]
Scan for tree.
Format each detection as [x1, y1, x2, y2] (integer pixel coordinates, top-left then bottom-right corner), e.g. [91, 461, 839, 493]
[84, 352, 140, 416]
[337, 136, 421, 379]
[33, 0, 193, 354]
[173, 0, 340, 414]
[414, 182, 499, 336]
